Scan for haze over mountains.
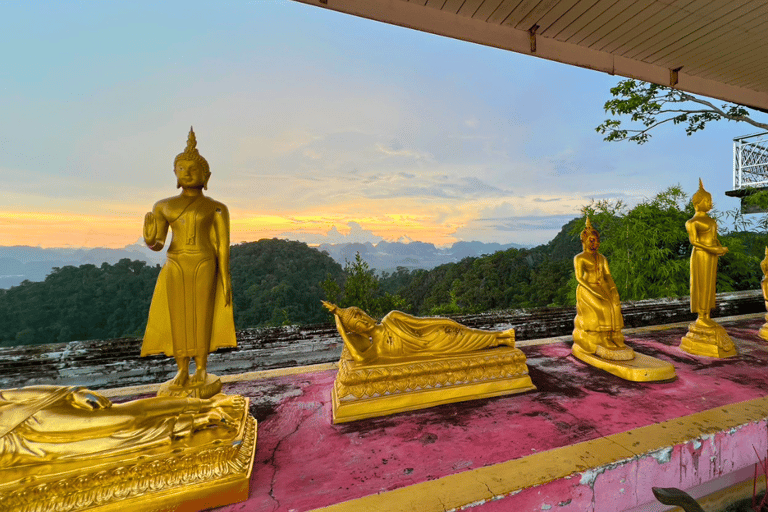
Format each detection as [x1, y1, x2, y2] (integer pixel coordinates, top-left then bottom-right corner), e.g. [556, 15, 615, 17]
[0, 239, 529, 289]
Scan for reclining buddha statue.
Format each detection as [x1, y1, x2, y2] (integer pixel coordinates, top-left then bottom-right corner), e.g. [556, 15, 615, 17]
[322, 302, 535, 423]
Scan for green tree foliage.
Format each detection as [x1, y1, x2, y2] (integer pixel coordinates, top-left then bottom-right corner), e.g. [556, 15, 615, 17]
[397, 222, 581, 315]
[0, 239, 345, 346]
[321, 252, 407, 318]
[572, 185, 768, 302]
[596, 79, 765, 144]
[574, 186, 692, 301]
[229, 239, 344, 327]
[0, 259, 160, 347]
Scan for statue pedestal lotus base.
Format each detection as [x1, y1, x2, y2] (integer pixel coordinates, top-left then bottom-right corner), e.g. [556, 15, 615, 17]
[572, 344, 676, 382]
[332, 346, 536, 423]
[680, 319, 737, 358]
[0, 395, 257, 512]
[158, 373, 222, 399]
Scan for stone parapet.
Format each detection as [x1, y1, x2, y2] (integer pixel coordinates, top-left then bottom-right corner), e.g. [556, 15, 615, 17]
[0, 290, 762, 389]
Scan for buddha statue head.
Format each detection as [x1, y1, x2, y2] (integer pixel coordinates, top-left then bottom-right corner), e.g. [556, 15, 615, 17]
[322, 301, 377, 334]
[691, 178, 712, 213]
[580, 216, 600, 253]
[174, 127, 211, 190]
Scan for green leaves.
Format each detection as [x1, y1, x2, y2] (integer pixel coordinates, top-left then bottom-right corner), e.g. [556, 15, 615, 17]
[596, 79, 768, 144]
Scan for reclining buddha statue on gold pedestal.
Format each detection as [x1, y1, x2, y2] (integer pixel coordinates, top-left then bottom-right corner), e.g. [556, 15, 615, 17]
[323, 301, 536, 423]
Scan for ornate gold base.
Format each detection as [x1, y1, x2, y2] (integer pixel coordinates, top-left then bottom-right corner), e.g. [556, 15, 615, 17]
[0, 396, 257, 512]
[572, 344, 677, 382]
[680, 319, 737, 358]
[332, 346, 536, 423]
[158, 373, 222, 399]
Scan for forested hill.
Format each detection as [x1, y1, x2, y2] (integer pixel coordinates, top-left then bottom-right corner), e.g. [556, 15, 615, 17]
[0, 239, 343, 347]
[391, 218, 583, 315]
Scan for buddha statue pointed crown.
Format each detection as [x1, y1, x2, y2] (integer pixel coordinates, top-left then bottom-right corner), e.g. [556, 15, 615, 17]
[580, 216, 599, 244]
[691, 178, 712, 210]
[174, 127, 211, 189]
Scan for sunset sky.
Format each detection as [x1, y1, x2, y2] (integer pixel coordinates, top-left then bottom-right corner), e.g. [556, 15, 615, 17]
[0, 0, 755, 249]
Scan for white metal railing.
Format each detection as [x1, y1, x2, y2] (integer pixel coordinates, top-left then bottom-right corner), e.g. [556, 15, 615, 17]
[734, 132, 768, 189]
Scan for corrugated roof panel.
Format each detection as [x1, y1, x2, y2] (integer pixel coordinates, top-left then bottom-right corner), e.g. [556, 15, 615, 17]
[556, 0, 623, 43]
[624, 0, 730, 61]
[513, 0, 565, 31]
[571, 0, 645, 47]
[596, 1, 690, 54]
[470, 0, 507, 21]
[521, 0, 579, 34]
[442, 0, 467, 14]
[486, 0, 526, 24]
[645, 2, 758, 68]
[542, 0, 602, 39]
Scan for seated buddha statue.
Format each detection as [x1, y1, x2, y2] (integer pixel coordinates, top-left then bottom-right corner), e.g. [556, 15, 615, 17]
[0, 385, 239, 468]
[573, 217, 633, 361]
[322, 301, 515, 364]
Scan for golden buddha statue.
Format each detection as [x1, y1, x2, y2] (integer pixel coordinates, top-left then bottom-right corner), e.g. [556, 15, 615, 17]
[0, 386, 238, 469]
[571, 218, 676, 381]
[0, 384, 257, 511]
[323, 302, 536, 423]
[322, 301, 515, 364]
[759, 247, 768, 341]
[573, 217, 633, 361]
[142, 128, 237, 398]
[679, 179, 737, 358]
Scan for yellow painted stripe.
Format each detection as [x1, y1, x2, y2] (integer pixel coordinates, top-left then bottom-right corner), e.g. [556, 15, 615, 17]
[311, 395, 768, 512]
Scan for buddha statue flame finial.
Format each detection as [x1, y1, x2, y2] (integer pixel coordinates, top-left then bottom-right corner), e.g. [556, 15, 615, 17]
[174, 127, 210, 188]
[580, 216, 598, 244]
[691, 178, 711, 210]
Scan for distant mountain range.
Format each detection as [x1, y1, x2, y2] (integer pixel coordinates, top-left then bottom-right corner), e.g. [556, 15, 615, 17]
[0, 241, 166, 289]
[0, 239, 528, 289]
[316, 240, 528, 273]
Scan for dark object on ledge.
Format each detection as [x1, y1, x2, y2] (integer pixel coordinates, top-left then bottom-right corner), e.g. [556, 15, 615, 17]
[652, 487, 705, 512]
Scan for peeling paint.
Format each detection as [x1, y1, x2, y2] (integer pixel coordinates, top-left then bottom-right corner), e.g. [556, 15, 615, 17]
[650, 447, 673, 464]
[580, 467, 606, 486]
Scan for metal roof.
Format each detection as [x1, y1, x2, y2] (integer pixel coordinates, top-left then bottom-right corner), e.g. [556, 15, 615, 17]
[292, 0, 768, 111]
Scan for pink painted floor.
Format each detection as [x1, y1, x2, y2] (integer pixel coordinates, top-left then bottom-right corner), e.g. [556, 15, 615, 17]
[202, 317, 768, 512]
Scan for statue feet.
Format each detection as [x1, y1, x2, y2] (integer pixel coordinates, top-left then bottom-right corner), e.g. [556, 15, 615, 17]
[680, 318, 737, 358]
[170, 369, 189, 387]
[158, 372, 223, 399]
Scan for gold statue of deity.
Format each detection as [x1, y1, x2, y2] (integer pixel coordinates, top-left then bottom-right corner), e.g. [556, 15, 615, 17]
[0, 129, 256, 512]
[680, 179, 737, 358]
[571, 219, 676, 381]
[142, 127, 237, 398]
[0, 385, 256, 512]
[573, 217, 632, 361]
[759, 247, 768, 341]
[323, 302, 536, 423]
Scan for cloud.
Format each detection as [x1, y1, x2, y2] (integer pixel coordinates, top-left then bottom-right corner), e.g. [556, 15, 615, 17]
[278, 221, 383, 245]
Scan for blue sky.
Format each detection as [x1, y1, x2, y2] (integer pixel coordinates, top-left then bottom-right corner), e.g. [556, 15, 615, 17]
[0, 0, 752, 248]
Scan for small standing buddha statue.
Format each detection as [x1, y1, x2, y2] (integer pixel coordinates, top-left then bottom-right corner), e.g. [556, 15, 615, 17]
[759, 247, 768, 341]
[679, 179, 737, 358]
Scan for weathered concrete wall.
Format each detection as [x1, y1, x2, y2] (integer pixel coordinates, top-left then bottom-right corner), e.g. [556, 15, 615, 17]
[0, 289, 762, 389]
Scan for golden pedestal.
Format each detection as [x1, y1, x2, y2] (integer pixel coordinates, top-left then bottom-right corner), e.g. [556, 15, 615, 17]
[572, 344, 676, 382]
[332, 346, 536, 423]
[0, 396, 257, 512]
[680, 319, 737, 358]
